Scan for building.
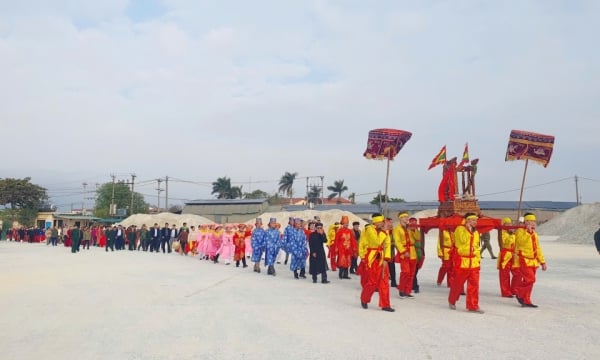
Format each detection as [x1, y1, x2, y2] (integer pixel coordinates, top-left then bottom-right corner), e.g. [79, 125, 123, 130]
[182, 199, 271, 223]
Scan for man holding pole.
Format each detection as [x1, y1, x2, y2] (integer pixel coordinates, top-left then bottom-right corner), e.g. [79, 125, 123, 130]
[359, 214, 395, 312]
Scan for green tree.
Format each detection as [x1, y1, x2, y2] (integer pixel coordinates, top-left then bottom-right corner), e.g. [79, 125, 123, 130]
[244, 189, 269, 199]
[211, 177, 243, 199]
[369, 194, 405, 205]
[348, 192, 356, 204]
[0, 177, 48, 209]
[278, 171, 298, 204]
[307, 185, 322, 205]
[0, 177, 48, 226]
[327, 179, 348, 204]
[94, 182, 149, 218]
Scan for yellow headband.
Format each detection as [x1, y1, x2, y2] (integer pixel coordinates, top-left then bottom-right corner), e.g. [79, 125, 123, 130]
[524, 214, 536, 221]
[466, 214, 478, 220]
[372, 215, 385, 224]
[398, 212, 409, 218]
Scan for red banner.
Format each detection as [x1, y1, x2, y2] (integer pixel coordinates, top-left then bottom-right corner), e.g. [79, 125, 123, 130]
[505, 130, 555, 168]
[363, 128, 412, 160]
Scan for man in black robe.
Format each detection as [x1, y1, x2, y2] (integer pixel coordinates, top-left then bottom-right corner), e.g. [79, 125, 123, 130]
[309, 223, 329, 284]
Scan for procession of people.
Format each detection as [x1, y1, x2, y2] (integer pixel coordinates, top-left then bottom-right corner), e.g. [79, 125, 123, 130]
[4, 211, 548, 315]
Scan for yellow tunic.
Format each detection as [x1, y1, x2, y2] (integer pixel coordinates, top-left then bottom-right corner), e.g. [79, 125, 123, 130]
[514, 228, 545, 268]
[437, 230, 453, 261]
[453, 225, 480, 269]
[498, 230, 515, 269]
[392, 224, 416, 260]
[359, 225, 391, 267]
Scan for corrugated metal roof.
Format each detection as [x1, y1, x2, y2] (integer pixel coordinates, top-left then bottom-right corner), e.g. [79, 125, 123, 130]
[282, 201, 578, 213]
[184, 199, 268, 205]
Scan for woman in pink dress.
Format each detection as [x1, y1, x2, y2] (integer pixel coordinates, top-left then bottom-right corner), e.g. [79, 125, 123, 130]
[216, 225, 235, 265]
[244, 224, 253, 258]
[207, 225, 222, 262]
[196, 224, 208, 259]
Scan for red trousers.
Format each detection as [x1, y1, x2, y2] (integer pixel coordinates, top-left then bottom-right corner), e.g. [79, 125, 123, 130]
[360, 261, 391, 309]
[448, 267, 480, 311]
[515, 266, 537, 305]
[328, 247, 337, 271]
[437, 259, 454, 287]
[398, 258, 416, 295]
[499, 262, 519, 297]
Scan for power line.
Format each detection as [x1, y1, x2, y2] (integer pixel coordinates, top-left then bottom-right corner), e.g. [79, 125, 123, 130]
[477, 177, 573, 198]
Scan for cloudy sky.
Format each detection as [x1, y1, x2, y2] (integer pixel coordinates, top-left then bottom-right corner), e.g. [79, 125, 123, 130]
[1, 0, 599, 209]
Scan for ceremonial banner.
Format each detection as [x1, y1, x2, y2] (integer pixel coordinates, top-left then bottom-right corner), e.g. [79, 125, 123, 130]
[427, 145, 447, 170]
[363, 128, 412, 160]
[505, 130, 555, 168]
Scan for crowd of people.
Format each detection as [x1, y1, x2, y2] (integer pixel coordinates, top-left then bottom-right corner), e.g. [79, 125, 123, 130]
[3, 211, 548, 314]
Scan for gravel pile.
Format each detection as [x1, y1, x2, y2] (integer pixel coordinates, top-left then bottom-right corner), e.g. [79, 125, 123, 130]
[537, 203, 600, 244]
[117, 212, 213, 228]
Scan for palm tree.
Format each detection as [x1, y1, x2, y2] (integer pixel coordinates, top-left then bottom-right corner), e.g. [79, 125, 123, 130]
[327, 179, 348, 204]
[278, 171, 298, 204]
[212, 177, 235, 199]
[307, 185, 322, 205]
[348, 192, 356, 204]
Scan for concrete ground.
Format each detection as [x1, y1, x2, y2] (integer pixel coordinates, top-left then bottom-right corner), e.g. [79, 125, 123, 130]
[1, 236, 599, 360]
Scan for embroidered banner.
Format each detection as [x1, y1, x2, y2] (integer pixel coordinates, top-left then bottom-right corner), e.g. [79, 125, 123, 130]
[363, 128, 412, 160]
[505, 130, 555, 168]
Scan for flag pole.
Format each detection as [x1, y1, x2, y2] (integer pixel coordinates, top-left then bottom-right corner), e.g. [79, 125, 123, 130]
[517, 159, 529, 219]
[384, 156, 390, 217]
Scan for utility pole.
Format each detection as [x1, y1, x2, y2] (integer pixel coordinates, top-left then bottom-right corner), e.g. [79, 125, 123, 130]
[82, 182, 87, 215]
[165, 176, 169, 210]
[130, 174, 136, 215]
[575, 175, 581, 205]
[110, 174, 116, 216]
[157, 178, 163, 212]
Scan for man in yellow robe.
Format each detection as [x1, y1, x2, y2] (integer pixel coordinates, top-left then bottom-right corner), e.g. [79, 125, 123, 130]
[514, 213, 547, 308]
[448, 213, 484, 313]
[359, 214, 394, 312]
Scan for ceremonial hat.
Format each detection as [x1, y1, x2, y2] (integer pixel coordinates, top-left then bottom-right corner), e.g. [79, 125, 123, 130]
[398, 211, 409, 218]
[340, 216, 349, 225]
[502, 217, 512, 225]
[269, 217, 277, 223]
[255, 218, 262, 224]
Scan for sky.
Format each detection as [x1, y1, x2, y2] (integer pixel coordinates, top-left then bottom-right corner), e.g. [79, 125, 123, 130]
[1, 0, 599, 210]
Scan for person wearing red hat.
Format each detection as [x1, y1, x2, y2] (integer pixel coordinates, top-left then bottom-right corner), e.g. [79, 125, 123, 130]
[334, 215, 357, 280]
[359, 214, 395, 312]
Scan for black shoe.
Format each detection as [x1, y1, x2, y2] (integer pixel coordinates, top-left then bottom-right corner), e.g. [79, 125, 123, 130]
[413, 288, 420, 293]
[523, 303, 538, 308]
[361, 302, 368, 309]
[460, 291, 466, 296]
[399, 291, 407, 298]
[313, 279, 317, 283]
[516, 297, 524, 305]
[294, 272, 299, 279]
[300, 275, 306, 279]
[381, 307, 395, 312]
[491, 256, 497, 259]
[321, 280, 330, 284]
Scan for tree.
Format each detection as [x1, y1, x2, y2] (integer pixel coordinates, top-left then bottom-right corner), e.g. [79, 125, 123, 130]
[0, 177, 48, 226]
[327, 179, 348, 204]
[348, 192, 356, 204]
[278, 171, 298, 204]
[211, 177, 243, 199]
[94, 182, 149, 218]
[307, 185, 322, 205]
[0, 177, 48, 209]
[244, 189, 269, 199]
[370, 195, 405, 205]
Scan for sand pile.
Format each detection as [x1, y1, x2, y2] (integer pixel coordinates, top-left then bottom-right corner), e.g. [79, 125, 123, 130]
[247, 209, 367, 230]
[117, 212, 213, 228]
[537, 203, 600, 244]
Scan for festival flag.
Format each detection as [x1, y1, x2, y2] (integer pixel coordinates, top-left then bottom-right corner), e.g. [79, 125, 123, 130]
[505, 130, 555, 168]
[427, 145, 447, 170]
[459, 143, 469, 167]
[363, 128, 413, 160]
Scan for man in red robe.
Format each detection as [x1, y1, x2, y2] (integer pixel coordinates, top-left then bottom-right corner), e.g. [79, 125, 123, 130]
[334, 216, 357, 280]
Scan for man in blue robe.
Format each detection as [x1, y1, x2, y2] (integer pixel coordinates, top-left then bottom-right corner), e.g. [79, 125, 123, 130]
[286, 218, 308, 279]
[251, 218, 267, 273]
[264, 218, 282, 276]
